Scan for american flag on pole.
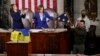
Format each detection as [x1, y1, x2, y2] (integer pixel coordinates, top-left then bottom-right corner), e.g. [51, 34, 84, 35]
[10, 0, 57, 12]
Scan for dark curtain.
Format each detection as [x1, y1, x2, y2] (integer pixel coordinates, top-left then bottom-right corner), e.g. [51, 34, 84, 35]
[64, 0, 74, 52]
[0, 0, 10, 29]
[64, 0, 74, 22]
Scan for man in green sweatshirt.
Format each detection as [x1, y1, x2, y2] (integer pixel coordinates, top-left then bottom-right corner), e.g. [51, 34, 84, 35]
[73, 20, 87, 55]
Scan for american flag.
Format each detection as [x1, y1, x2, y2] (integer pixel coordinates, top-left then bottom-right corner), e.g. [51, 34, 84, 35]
[10, 0, 57, 12]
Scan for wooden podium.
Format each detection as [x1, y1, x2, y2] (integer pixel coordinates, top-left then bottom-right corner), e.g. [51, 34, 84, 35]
[30, 29, 70, 54]
[6, 41, 32, 56]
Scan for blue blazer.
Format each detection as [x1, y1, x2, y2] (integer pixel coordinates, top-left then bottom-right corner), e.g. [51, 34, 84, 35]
[34, 11, 52, 29]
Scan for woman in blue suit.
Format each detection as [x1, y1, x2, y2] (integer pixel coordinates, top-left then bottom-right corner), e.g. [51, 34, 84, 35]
[10, 4, 25, 29]
[34, 5, 53, 29]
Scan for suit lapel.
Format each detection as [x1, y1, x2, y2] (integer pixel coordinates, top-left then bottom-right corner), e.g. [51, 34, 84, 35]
[38, 12, 45, 21]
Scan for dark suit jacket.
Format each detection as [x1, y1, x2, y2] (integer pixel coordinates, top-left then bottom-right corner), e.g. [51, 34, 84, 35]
[10, 10, 25, 29]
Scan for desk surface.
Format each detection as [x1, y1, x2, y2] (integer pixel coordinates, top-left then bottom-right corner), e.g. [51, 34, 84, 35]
[0, 29, 13, 33]
[30, 29, 67, 33]
[0, 28, 67, 33]
[6, 41, 31, 44]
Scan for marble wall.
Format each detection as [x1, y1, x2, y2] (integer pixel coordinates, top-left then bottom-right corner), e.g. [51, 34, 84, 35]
[57, 0, 64, 15]
[74, 0, 85, 21]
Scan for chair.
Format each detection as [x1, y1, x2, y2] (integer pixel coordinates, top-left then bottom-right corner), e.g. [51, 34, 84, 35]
[45, 9, 58, 28]
[21, 8, 34, 29]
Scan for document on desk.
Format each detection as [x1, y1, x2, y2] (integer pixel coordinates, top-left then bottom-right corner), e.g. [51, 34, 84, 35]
[29, 29, 42, 33]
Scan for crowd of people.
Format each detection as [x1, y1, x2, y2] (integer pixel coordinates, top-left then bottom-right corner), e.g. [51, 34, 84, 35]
[10, 4, 99, 56]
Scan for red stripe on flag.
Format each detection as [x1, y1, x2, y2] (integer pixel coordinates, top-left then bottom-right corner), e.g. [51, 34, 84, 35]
[16, 0, 19, 9]
[47, 0, 50, 9]
[53, 0, 57, 12]
[35, 0, 38, 12]
[22, 0, 25, 9]
[41, 0, 43, 5]
[28, 0, 31, 10]
[14, 0, 57, 12]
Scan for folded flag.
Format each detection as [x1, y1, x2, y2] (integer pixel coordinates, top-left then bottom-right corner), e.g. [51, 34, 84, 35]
[10, 31, 23, 42]
[19, 28, 29, 36]
[10, 29, 30, 42]
[19, 29, 30, 42]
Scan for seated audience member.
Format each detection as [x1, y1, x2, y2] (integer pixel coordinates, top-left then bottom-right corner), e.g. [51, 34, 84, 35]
[34, 5, 53, 29]
[57, 11, 70, 28]
[73, 20, 87, 55]
[76, 10, 90, 32]
[10, 4, 25, 29]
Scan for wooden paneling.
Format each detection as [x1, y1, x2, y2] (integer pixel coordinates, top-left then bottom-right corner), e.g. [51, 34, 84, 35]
[0, 32, 11, 51]
[6, 42, 32, 56]
[0, 30, 70, 54]
[30, 31, 70, 54]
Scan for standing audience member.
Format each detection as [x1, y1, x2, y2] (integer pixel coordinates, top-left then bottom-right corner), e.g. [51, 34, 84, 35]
[34, 5, 53, 29]
[10, 4, 25, 29]
[73, 20, 87, 56]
